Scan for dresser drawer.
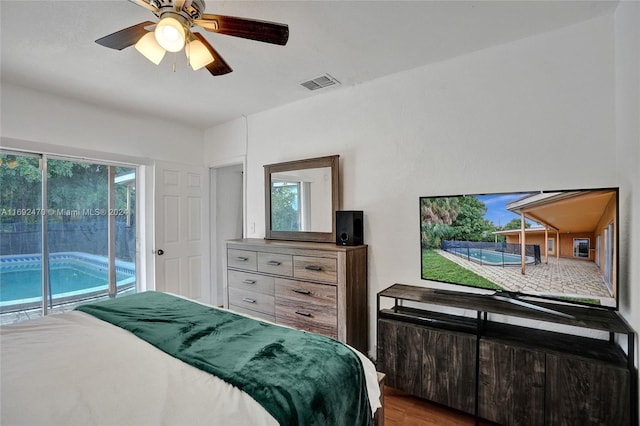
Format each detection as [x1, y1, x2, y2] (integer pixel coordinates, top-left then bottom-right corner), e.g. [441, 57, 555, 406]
[275, 278, 337, 338]
[228, 270, 274, 295]
[275, 278, 336, 306]
[258, 252, 293, 276]
[275, 301, 337, 339]
[293, 256, 337, 283]
[228, 249, 257, 271]
[229, 287, 274, 316]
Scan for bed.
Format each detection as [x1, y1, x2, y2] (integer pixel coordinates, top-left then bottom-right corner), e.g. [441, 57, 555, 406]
[0, 291, 381, 425]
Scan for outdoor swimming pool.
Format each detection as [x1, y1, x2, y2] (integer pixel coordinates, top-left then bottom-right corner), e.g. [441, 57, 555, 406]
[0, 252, 135, 311]
[447, 247, 535, 266]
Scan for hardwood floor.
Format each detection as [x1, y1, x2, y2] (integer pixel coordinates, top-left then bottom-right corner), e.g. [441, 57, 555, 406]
[383, 386, 497, 426]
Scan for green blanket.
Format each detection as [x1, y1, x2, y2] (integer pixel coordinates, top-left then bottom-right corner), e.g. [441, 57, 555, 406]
[76, 292, 372, 426]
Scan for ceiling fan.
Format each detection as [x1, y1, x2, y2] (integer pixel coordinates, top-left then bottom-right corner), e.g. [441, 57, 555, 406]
[96, 0, 289, 76]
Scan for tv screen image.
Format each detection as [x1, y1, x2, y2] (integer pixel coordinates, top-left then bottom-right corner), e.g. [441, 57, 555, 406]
[420, 188, 618, 309]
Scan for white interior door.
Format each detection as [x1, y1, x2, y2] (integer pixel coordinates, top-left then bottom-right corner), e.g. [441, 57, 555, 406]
[155, 161, 209, 303]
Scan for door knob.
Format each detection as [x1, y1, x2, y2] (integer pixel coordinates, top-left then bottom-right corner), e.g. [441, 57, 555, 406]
[156, 249, 164, 256]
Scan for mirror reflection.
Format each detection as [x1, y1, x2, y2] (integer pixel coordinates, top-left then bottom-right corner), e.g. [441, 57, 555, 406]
[264, 155, 339, 242]
[271, 167, 333, 232]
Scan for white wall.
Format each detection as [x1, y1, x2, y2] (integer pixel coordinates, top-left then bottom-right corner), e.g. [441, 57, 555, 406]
[614, 1, 640, 352]
[1, 83, 204, 165]
[204, 117, 248, 166]
[204, 12, 639, 358]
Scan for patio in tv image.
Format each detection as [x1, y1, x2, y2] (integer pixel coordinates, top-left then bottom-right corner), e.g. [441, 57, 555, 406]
[420, 189, 618, 307]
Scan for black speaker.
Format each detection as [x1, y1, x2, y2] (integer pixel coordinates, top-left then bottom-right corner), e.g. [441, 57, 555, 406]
[336, 210, 364, 246]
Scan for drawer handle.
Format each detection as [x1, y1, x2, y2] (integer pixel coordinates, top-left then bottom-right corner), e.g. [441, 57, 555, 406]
[235, 256, 249, 262]
[295, 310, 312, 317]
[242, 297, 256, 304]
[292, 288, 311, 295]
[266, 260, 282, 266]
[304, 265, 322, 272]
[242, 279, 257, 285]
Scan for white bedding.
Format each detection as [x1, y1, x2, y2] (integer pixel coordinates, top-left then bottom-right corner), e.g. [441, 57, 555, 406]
[1, 308, 380, 425]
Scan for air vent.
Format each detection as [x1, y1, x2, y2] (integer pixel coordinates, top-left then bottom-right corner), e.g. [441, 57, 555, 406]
[301, 74, 341, 91]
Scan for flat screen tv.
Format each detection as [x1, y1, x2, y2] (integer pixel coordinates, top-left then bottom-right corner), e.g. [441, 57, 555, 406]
[420, 187, 619, 310]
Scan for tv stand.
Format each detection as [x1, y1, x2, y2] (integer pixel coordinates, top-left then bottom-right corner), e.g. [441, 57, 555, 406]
[377, 284, 636, 426]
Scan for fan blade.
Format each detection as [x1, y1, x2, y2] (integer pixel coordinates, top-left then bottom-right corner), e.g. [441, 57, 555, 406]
[128, 0, 158, 13]
[191, 33, 233, 76]
[194, 14, 289, 46]
[96, 21, 156, 50]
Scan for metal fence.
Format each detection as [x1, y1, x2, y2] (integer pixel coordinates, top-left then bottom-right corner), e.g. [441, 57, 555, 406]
[0, 220, 135, 261]
[441, 240, 541, 266]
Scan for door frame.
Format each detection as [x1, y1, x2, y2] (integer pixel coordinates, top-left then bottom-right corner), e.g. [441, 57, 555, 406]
[209, 155, 246, 307]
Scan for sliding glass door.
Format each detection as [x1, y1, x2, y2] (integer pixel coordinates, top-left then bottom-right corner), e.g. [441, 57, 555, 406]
[0, 151, 138, 323]
[0, 152, 43, 318]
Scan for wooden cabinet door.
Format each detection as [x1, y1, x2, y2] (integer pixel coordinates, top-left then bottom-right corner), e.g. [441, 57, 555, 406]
[422, 328, 476, 414]
[377, 319, 423, 395]
[478, 339, 545, 425]
[378, 318, 476, 412]
[376, 319, 396, 387]
[545, 354, 630, 426]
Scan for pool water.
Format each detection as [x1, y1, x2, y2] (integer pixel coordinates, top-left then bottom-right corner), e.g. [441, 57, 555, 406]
[0, 253, 135, 308]
[1, 266, 128, 302]
[449, 248, 534, 266]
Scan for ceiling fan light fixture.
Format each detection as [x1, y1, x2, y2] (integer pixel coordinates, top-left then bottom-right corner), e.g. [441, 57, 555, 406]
[186, 38, 214, 71]
[96, 5, 288, 77]
[155, 16, 186, 52]
[135, 32, 166, 65]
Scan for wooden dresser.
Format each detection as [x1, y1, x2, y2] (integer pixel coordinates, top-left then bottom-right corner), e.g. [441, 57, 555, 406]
[226, 238, 368, 354]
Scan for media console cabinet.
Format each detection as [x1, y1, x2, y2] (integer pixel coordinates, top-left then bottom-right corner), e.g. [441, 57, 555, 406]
[377, 284, 637, 425]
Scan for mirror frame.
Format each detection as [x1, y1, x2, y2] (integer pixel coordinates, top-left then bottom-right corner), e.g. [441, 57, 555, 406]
[264, 155, 340, 242]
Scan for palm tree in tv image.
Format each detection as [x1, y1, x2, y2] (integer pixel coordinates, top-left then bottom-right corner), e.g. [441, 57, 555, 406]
[420, 195, 502, 290]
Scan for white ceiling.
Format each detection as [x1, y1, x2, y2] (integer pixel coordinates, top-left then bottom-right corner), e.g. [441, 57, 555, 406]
[1, 0, 618, 130]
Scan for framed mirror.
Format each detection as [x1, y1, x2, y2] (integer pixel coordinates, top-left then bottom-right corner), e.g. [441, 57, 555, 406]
[264, 155, 339, 242]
